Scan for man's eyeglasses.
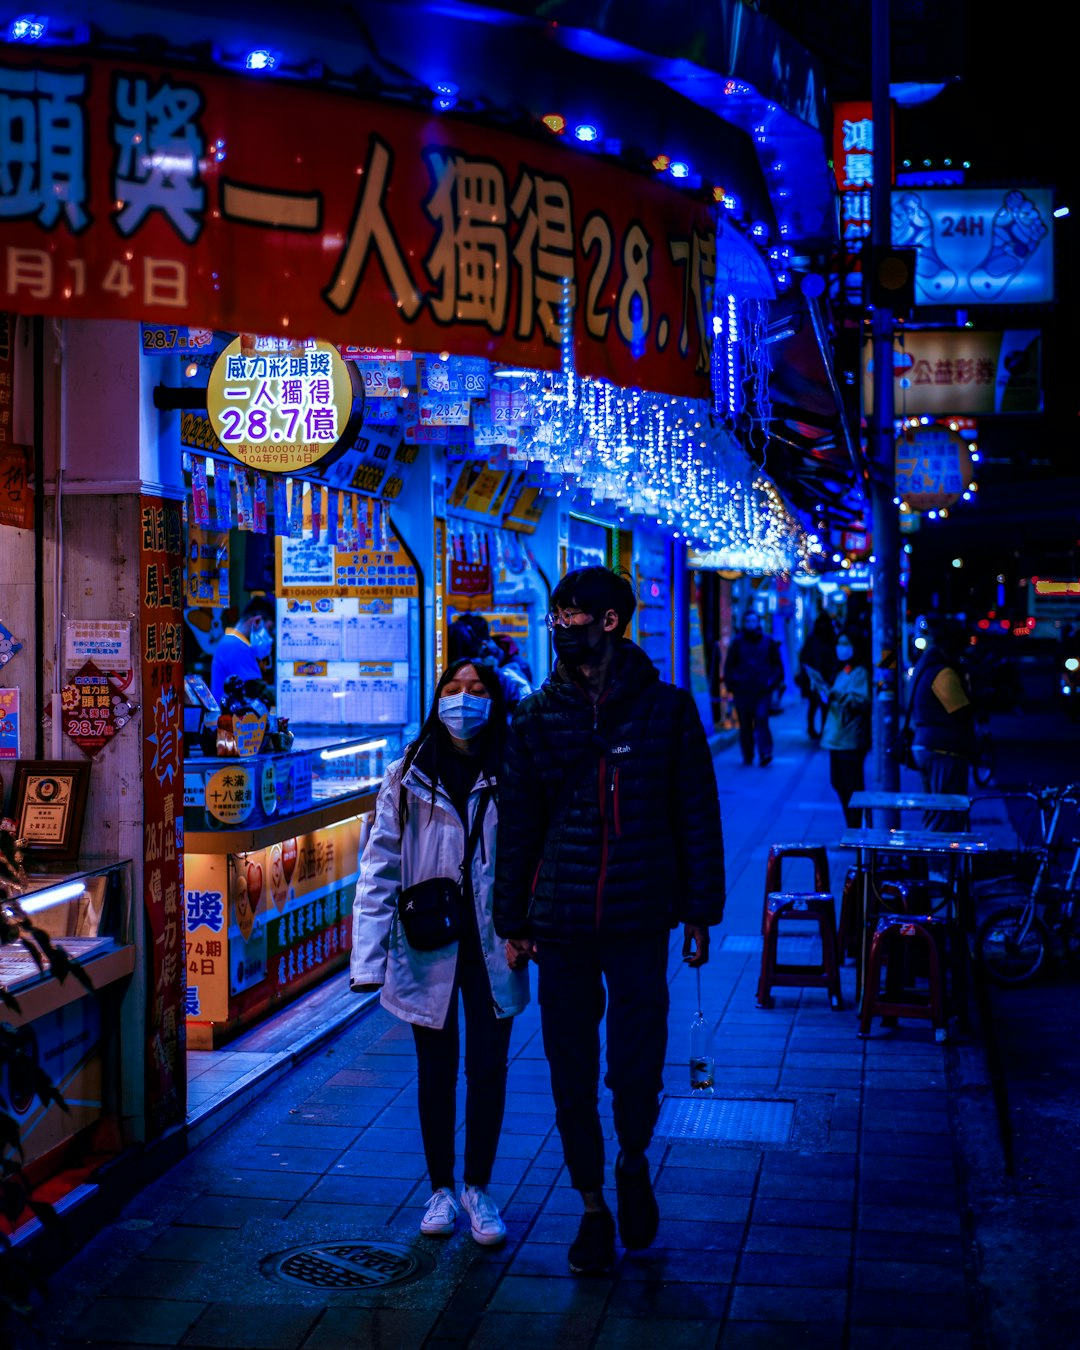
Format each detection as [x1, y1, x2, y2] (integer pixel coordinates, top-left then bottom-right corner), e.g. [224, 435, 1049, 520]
[545, 609, 591, 632]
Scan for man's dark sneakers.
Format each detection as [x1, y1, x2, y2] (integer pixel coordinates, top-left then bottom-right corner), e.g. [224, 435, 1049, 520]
[568, 1208, 616, 1274]
[614, 1152, 660, 1250]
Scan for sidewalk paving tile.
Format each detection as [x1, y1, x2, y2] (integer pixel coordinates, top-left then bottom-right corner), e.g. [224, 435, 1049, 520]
[720, 1323, 846, 1349]
[734, 1252, 850, 1288]
[849, 1289, 971, 1329]
[302, 1308, 437, 1349]
[67, 1297, 208, 1345]
[853, 1259, 967, 1294]
[729, 1285, 847, 1322]
[595, 1317, 720, 1349]
[179, 1302, 320, 1348]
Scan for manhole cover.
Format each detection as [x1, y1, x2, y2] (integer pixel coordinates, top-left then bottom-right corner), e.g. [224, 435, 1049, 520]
[655, 1095, 796, 1144]
[262, 1240, 434, 1290]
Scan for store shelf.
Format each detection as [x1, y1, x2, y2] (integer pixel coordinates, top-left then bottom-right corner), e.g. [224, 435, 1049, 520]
[185, 789, 378, 854]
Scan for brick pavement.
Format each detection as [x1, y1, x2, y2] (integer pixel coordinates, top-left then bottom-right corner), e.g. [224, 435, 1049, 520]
[16, 712, 982, 1349]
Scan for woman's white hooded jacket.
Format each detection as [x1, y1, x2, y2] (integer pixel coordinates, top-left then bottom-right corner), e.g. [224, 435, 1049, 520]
[350, 748, 530, 1029]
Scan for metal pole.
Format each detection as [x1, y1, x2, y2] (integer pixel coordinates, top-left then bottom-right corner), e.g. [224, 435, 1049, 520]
[869, 0, 900, 791]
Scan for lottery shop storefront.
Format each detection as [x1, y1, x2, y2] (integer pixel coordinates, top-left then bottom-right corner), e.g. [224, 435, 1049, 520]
[0, 39, 739, 1141]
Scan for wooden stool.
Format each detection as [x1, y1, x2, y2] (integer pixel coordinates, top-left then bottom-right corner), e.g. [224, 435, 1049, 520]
[858, 914, 950, 1042]
[757, 891, 843, 1010]
[762, 843, 831, 933]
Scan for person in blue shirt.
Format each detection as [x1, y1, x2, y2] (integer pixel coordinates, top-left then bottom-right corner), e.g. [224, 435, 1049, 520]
[210, 595, 275, 704]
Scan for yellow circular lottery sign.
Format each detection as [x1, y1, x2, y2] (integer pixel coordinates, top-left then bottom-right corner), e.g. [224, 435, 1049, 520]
[206, 337, 357, 474]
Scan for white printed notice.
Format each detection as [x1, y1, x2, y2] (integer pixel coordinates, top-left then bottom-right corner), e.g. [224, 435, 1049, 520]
[342, 598, 409, 661]
[278, 614, 344, 661]
[65, 620, 131, 671]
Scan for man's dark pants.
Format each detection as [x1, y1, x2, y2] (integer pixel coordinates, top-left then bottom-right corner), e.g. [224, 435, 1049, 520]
[734, 691, 774, 764]
[535, 929, 670, 1193]
[914, 747, 971, 832]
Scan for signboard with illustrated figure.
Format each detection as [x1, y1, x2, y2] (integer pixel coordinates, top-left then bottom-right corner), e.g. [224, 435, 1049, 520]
[891, 188, 1054, 308]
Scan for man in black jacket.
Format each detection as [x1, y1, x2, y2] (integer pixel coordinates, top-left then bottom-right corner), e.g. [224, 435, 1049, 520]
[723, 609, 785, 766]
[495, 567, 725, 1275]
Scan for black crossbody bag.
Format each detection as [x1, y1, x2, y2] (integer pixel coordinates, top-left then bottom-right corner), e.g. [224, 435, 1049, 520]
[398, 788, 493, 952]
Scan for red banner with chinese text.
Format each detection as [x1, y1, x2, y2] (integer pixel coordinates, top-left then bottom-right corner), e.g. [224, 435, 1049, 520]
[0, 53, 717, 399]
[138, 495, 186, 1134]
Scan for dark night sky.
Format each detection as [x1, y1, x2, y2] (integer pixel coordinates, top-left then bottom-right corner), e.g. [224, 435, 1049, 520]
[894, 11, 1078, 609]
[769, 0, 1078, 607]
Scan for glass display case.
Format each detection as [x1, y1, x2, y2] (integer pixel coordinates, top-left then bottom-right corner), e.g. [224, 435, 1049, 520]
[0, 859, 135, 1178]
[1, 860, 133, 994]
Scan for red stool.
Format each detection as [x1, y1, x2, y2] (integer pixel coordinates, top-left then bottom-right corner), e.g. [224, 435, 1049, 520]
[762, 843, 832, 933]
[757, 891, 843, 1010]
[858, 914, 950, 1042]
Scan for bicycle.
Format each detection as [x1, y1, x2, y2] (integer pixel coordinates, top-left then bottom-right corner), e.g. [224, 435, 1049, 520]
[973, 782, 1080, 985]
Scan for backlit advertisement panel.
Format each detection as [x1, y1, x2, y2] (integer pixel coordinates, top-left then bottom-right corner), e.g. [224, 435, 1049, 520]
[891, 188, 1054, 307]
[863, 330, 1042, 416]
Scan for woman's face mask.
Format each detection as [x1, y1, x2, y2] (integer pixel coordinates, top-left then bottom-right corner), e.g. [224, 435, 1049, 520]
[250, 624, 273, 660]
[836, 641, 854, 664]
[438, 691, 491, 739]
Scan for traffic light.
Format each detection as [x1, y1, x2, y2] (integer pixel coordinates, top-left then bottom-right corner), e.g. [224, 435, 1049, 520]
[865, 245, 917, 316]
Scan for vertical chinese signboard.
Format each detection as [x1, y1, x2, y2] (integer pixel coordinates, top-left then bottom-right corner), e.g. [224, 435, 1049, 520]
[139, 495, 186, 1133]
[832, 101, 893, 308]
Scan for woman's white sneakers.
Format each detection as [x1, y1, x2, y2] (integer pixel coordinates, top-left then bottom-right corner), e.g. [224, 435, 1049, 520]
[420, 1185, 506, 1245]
[420, 1188, 459, 1236]
[459, 1185, 507, 1245]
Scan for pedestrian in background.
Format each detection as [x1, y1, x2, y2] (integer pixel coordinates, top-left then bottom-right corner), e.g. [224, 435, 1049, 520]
[820, 632, 872, 827]
[351, 658, 529, 1247]
[449, 612, 533, 719]
[910, 616, 976, 832]
[495, 566, 724, 1276]
[798, 612, 839, 740]
[723, 610, 785, 766]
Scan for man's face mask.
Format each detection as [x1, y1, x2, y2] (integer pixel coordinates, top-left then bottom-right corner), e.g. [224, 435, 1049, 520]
[250, 624, 273, 660]
[742, 616, 762, 637]
[836, 641, 854, 664]
[551, 616, 605, 667]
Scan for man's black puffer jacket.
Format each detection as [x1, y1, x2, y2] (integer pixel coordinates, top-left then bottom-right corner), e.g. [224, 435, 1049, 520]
[494, 640, 725, 942]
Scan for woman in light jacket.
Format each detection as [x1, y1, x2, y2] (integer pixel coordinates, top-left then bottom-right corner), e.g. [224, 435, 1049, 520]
[351, 658, 529, 1247]
[820, 632, 872, 827]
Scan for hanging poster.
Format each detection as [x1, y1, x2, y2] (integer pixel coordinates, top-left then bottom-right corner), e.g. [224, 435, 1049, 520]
[0, 446, 34, 531]
[0, 686, 18, 759]
[277, 494, 419, 601]
[64, 619, 131, 672]
[0, 621, 23, 669]
[187, 524, 230, 608]
[59, 661, 136, 757]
